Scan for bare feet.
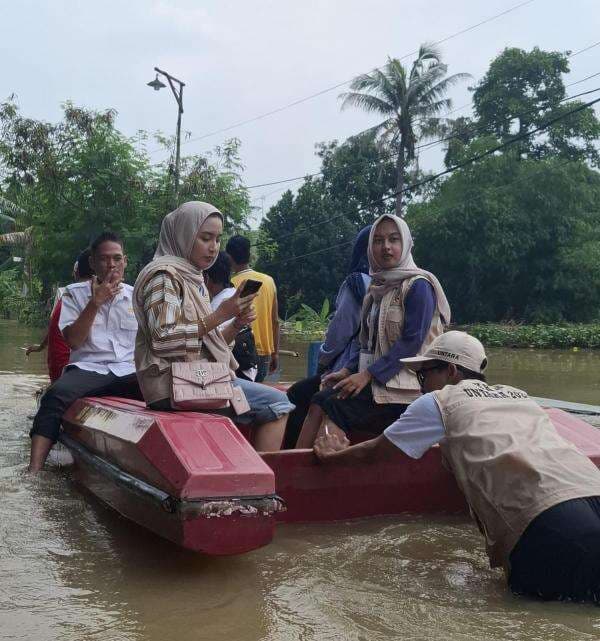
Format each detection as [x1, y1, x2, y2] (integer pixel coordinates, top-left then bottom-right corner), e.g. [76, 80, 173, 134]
[28, 435, 54, 472]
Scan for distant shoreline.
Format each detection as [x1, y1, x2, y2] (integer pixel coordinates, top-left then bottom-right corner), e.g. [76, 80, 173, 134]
[282, 322, 600, 350]
[456, 324, 600, 350]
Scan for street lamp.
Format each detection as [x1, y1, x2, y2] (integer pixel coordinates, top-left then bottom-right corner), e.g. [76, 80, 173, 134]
[147, 66, 185, 201]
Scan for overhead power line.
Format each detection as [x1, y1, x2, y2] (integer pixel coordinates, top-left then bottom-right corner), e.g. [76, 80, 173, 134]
[245, 84, 600, 191]
[263, 160, 573, 269]
[148, 0, 536, 157]
[254, 92, 600, 252]
[568, 40, 600, 58]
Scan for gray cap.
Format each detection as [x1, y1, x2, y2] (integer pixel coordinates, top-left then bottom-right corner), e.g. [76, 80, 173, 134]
[400, 331, 487, 373]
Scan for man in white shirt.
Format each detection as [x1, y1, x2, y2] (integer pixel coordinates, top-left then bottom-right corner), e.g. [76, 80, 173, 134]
[28, 232, 141, 472]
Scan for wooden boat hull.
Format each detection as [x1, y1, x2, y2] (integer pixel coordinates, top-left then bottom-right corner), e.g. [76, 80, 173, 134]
[61, 397, 283, 555]
[61, 397, 600, 555]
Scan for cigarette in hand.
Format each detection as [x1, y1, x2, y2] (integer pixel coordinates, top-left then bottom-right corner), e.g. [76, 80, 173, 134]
[324, 423, 330, 436]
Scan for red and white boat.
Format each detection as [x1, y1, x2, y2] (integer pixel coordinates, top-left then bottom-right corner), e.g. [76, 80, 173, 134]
[60, 396, 600, 556]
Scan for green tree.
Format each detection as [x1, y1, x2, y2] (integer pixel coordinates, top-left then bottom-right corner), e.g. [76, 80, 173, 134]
[471, 47, 600, 164]
[0, 98, 253, 312]
[340, 45, 469, 215]
[257, 134, 397, 315]
[407, 157, 600, 323]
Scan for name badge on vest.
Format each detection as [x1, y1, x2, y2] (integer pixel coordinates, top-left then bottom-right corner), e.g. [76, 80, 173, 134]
[358, 351, 375, 373]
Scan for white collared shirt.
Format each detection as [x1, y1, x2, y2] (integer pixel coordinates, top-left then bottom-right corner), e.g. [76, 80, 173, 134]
[58, 281, 137, 377]
[211, 287, 258, 381]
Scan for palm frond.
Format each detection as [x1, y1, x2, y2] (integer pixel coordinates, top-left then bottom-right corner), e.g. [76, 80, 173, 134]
[339, 91, 396, 116]
[0, 195, 27, 219]
[410, 43, 443, 82]
[0, 213, 16, 229]
[0, 227, 32, 246]
[347, 118, 395, 142]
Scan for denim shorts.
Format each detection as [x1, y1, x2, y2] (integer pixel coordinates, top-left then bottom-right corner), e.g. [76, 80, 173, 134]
[233, 377, 295, 425]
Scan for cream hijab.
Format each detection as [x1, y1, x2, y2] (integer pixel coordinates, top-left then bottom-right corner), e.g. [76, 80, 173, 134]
[133, 201, 234, 366]
[366, 213, 451, 324]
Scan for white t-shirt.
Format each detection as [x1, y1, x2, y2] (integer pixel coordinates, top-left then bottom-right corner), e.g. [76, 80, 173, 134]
[210, 287, 257, 381]
[383, 393, 445, 458]
[59, 281, 137, 377]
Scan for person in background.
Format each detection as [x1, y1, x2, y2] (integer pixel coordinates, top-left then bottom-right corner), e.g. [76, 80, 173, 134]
[226, 235, 279, 382]
[26, 249, 94, 382]
[314, 331, 600, 603]
[133, 202, 294, 452]
[296, 213, 450, 448]
[204, 251, 258, 382]
[284, 225, 371, 448]
[28, 232, 142, 472]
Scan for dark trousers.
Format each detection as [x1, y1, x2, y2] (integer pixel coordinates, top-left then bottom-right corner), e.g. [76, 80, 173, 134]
[509, 496, 600, 602]
[30, 366, 142, 443]
[255, 355, 271, 383]
[284, 375, 321, 448]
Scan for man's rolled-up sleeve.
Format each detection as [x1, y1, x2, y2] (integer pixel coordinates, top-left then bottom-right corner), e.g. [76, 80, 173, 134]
[383, 393, 445, 459]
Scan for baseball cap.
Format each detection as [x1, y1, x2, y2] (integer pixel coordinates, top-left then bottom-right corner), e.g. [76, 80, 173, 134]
[400, 331, 488, 373]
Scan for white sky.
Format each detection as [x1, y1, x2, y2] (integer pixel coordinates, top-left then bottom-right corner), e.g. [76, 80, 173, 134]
[2, 0, 599, 225]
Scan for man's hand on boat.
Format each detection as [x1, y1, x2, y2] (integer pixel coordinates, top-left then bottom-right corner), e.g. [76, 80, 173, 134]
[332, 370, 373, 399]
[91, 269, 122, 307]
[314, 431, 350, 460]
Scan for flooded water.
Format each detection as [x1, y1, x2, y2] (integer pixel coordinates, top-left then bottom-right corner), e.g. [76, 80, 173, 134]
[3, 319, 600, 640]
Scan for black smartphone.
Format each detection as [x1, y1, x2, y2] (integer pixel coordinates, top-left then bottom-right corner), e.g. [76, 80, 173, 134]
[240, 279, 263, 297]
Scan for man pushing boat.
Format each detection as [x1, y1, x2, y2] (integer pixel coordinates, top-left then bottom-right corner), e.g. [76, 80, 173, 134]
[28, 232, 142, 472]
[314, 331, 600, 602]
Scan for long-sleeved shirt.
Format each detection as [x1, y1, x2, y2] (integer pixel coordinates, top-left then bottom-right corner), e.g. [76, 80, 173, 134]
[318, 273, 370, 373]
[346, 279, 436, 384]
[142, 272, 204, 360]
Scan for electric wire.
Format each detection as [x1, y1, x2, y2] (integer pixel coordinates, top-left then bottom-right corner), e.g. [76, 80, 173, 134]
[147, 0, 536, 157]
[260, 156, 581, 270]
[253, 92, 600, 255]
[245, 85, 600, 190]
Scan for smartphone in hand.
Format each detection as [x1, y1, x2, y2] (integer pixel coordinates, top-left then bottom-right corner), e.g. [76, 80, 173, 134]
[240, 279, 262, 297]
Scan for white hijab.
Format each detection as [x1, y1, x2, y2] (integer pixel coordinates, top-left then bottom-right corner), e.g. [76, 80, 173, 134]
[134, 201, 235, 367]
[366, 213, 451, 324]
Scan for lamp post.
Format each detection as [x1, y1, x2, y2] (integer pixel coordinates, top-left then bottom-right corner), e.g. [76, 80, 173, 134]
[147, 66, 185, 202]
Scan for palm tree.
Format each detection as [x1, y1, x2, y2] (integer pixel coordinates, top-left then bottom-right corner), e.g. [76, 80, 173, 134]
[0, 196, 33, 287]
[340, 44, 470, 215]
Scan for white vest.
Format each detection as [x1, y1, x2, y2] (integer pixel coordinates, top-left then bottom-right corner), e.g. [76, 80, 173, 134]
[366, 276, 444, 404]
[434, 380, 600, 570]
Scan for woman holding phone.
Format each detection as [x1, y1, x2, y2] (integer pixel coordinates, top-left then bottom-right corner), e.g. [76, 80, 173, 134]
[133, 201, 294, 451]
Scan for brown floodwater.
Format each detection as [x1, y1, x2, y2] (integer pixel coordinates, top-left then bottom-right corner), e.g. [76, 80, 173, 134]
[2, 319, 600, 641]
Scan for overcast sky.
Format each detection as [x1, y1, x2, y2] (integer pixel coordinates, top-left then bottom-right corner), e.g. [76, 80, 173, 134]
[2, 0, 599, 224]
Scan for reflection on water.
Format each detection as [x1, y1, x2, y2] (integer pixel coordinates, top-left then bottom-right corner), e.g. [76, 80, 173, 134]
[280, 337, 600, 406]
[2, 320, 600, 640]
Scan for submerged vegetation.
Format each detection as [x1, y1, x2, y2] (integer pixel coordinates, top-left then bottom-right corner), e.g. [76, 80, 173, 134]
[465, 324, 600, 349]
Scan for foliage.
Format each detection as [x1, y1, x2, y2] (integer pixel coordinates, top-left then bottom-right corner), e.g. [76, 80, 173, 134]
[282, 299, 331, 340]
[0, 268, 45, 324]
[257, 134, 396, 316]
[469, 47, 600, 165]
[407, 157, 600, 323]
[465, 323, 600, 349]
[0, 98, 252, 309]
[340, 44, 469, 214]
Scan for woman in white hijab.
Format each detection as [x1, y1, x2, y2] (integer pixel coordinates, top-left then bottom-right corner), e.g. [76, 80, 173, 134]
[133, 201, 294, 451]
[296, 213, 450, 448]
